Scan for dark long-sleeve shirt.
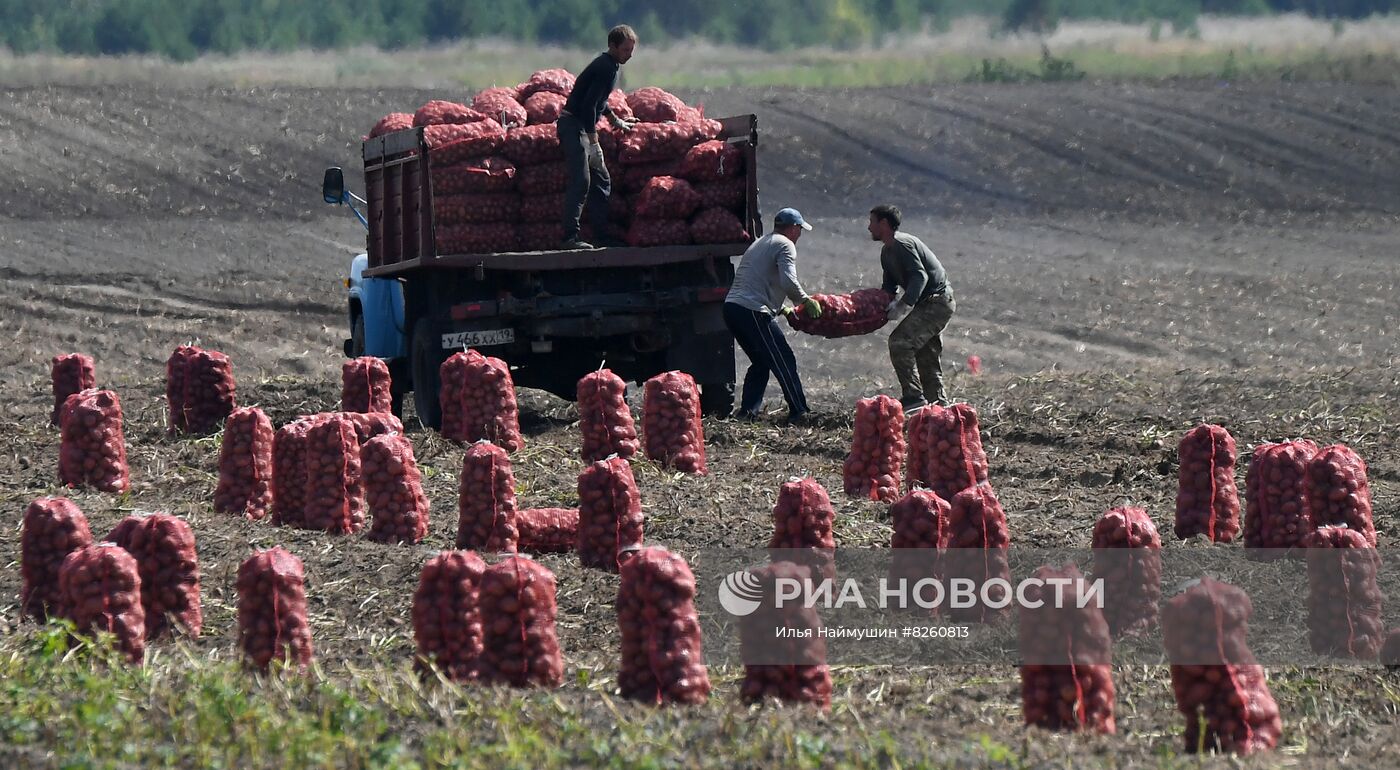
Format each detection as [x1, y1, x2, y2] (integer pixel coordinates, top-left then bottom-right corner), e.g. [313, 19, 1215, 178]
[880, 232, 949, 307]
[563, 52, 620, 135]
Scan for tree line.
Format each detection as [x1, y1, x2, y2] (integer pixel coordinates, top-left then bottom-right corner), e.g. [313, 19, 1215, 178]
[0, 0, 1393, 60]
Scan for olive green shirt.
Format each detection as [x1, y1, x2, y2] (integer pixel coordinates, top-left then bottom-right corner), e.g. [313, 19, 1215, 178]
[880, 232, 949, 307]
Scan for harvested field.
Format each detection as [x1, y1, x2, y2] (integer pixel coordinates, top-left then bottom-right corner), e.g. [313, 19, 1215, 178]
[0, 79, 1398, 767]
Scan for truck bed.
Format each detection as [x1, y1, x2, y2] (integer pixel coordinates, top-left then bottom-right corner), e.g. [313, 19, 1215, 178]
[361, 114, 760, 279]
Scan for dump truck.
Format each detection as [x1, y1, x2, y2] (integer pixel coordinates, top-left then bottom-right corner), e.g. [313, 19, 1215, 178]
[323, 114, 761, 428]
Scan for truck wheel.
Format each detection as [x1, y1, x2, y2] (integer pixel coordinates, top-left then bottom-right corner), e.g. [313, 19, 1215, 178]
[350, 315, 366, 358]
[410, 318, 443, 431]
[699, 382, 734, 417]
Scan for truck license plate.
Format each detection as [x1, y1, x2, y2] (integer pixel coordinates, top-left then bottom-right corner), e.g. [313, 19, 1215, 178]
[441, 328, 515, 349]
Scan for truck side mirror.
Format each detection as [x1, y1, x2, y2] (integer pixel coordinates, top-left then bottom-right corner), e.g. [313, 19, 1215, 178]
[322, 167, 345, 205]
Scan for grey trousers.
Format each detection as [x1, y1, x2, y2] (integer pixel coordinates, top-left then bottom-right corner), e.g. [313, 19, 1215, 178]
[557, 114, 612, 242]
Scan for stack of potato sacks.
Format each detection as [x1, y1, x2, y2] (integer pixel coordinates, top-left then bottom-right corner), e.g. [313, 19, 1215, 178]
[368, 73, 752, 254]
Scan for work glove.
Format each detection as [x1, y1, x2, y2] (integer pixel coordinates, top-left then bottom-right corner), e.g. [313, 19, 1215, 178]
[609, 114, 638, 132]
[801, 297, 823, 318]
[886, 299, 909, 321]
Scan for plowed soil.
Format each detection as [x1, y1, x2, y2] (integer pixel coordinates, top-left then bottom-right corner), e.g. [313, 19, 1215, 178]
[1, 81, 1398, 766]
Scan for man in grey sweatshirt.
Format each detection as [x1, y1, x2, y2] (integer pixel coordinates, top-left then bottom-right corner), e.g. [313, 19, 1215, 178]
[868, 204, 955, 409]
[723, 208, 823, 423]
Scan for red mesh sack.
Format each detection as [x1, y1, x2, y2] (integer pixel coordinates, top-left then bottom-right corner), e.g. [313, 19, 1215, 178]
[1305, 444, 1375, 546]
[1162, 578, 1282, 756]
[788, 288, 894, 339]
[236, 547, 313, 671]
[368, 112, 414, 138]
[21, 497, 93, 622]
[1383, 629, 1400, 669]
[434, 193, 520, 226]
[578, 369, 639, 462]
[905, 403, 990, 501]
[518, 68, 575, 99]
[456, 441, 518, 552]
[516, 162, 568, 195]
[471, 87, 527, 127]
[166, 345, 236, 434]
[105, 513, 201, 640]
[414, 100, 489, 127]
[679, 140, 743, 182]
[634, 177, 701, 220]
[302, 416, 365, 535]
[617, 547, 712, 705]
[768, 477, 837, 582]
[1304, 526, 1382, 659]
[620, 122, 705, 166]
[688, 207, 750, 245]
[519, 192, 564, 224]
[500, 124, 563, 166]
[426, 121, 507, 163]
[58, 389, 130, 494]
[339, 411, 403, 444]
[341, 357, 393, 414]
[431, 157, 517, 195]
[1244, 440, 1318, 557]
[943, 484, 1012, 623]
[621, 159, 682, 193]
[1090, 507, 1161, 638]
[524, 91, 567, 125]
[740, 561, 833, 709]
[439, 350, 524, 451]
[436, 223, 520, 254]
[843, 395, 905, 502]
[627, 218, 692, 248]
[627, 87, 686, 123]
[477, 556, 564, 688]
[271, 418, 316, 527]
[518, 222, 566, 251]
[1175, 424, 1241, 542]
[577, 457, 645, 572]
[1018, 564, 1116, 734]
[517, 508, 579, 553]
[642, 371, 706, 473]
[363, 434, 430, 545]
[51, 353, 95, 426]
[694, 178, 746, 209]
[413, 551, 486, 681]
[607, 89, 633, 120]
[888, 489, 948, 591]
[58, 544, 145, 663]
[214, 406, 274, 521]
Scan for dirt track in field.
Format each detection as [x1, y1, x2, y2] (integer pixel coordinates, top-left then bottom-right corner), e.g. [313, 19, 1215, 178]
[1, 80, 1399, 766]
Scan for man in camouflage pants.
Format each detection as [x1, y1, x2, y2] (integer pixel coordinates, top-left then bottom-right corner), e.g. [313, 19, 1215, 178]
[868, 204, 956, 409]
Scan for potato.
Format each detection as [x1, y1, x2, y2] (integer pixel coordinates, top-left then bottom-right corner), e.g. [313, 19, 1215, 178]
[843, 395, 906, 503]
[577, 458, 645, 572]
[50, 353, 95, 426]
[20, 497, 93, 621]
[739, 562, 832, 709]
[341, 357, 393, 414]
[1175, 424, 1241, 542]
[1090, 507, 1161, 638]
[1304, 526, 1382, 659]
[166, 345, 236, 435]
[58, 543, 145, 663]
[944, 484, 1011, 623]
[1305, 444, 1376, 545]
[413, 551, 486, 681]
[456, 441, 518, 552]
[363, 434, 430, 545]
[236, 547, 312, 671]
[58, 389, 130, 494]
[106, 513, 201, 639]
[1018, 564, 1116, 733]
[577, 369, 639, 462]
[642, 371, 706, 474]
[477, 556, 563, 688]
[214, 407, 274, 520]
[439, 351, 524, 451]
[616, 547, 711, 705]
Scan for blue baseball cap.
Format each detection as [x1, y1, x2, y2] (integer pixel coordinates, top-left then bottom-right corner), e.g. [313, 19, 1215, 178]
[774, 207, 813, 231]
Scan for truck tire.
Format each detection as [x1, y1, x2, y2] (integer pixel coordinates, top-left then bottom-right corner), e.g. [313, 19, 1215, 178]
[350, 315, 366, 358]
[699, 382, 734, 418]
[410, 318, 443, 431]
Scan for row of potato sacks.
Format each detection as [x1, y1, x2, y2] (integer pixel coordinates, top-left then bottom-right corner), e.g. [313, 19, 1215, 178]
[368, 71, 752, 253]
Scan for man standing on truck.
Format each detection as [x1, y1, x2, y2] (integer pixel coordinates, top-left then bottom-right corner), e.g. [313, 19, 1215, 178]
[724, 208, 824, 424]
[557, 24, 640, 250]
[868, 204, 956, 410]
